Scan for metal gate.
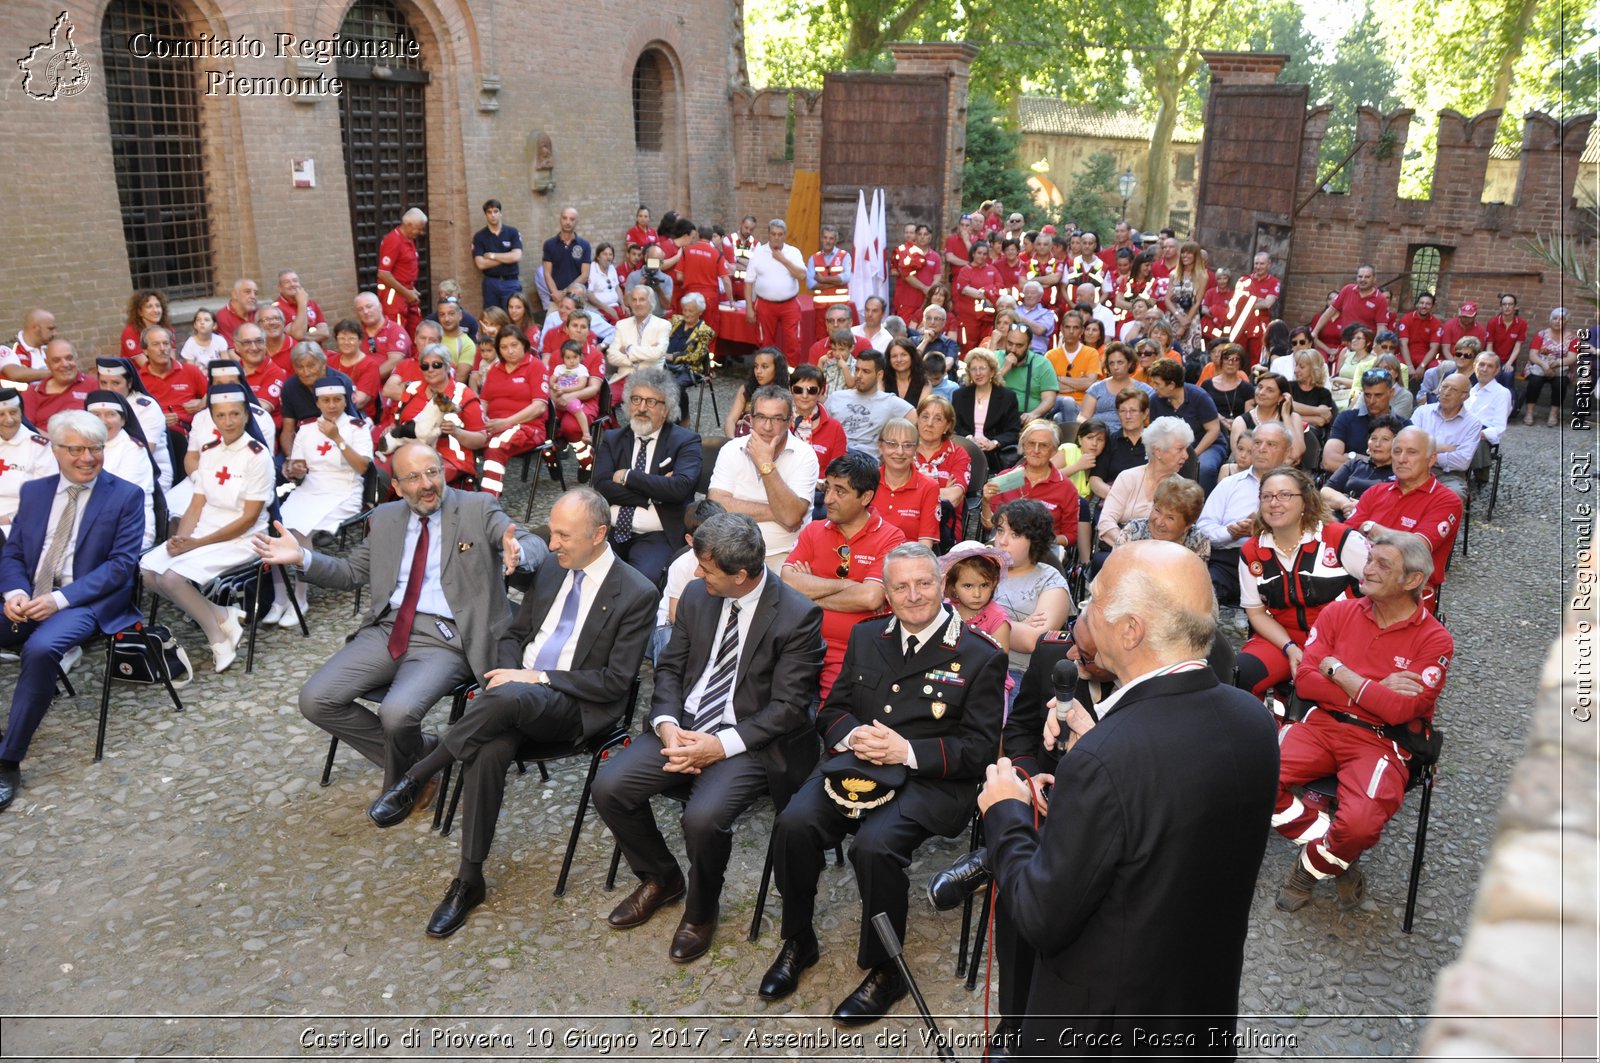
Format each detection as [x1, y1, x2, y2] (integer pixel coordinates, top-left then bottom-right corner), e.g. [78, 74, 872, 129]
[337, 0, 430, 300]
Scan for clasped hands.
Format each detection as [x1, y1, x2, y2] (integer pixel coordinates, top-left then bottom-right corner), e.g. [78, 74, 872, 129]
[656, 721, 726, 774]
[3, 593, 60, 624]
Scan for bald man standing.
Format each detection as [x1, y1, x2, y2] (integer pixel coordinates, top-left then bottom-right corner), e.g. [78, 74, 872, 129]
[978, 541, 1278, 1058]
[378, 208, 428, 334]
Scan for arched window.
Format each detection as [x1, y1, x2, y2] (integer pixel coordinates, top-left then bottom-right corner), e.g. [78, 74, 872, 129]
[102, 0, 212, 297]
[632, 53, 666, 152]
[1409, 245, 1442, 300]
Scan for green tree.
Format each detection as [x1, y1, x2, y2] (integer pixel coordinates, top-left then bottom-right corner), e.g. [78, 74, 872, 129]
[962, 94, 1036, 218]
[1054, 152, 1120, 238]
[1305, 4, 1404, 194]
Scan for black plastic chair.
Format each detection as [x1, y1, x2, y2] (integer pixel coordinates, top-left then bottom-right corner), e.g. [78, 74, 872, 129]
[438, 674, 644, 897]
[523, 403, 569, 522]
[318, 679, 476, 829]
[953, 435, 989, 541]
[744, 817, 847, 943]
[94, 621, 185, 762]
[194, 559, 310, 673]
[694, 436, 728, 498]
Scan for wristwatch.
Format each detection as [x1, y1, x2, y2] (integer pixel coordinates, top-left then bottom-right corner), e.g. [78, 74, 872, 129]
[337, 440, 348, 452]
[757, 461, 777, 477]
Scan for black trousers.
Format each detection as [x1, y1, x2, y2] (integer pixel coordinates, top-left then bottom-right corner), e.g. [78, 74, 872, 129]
[591, 731, 770, 921]
[774, 774, 933, 969]
[1208, 546, 1242, 608]
[445, 681, 583, 864]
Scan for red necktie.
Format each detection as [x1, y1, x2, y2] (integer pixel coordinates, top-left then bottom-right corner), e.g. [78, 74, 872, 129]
[388, 515, 429, 659]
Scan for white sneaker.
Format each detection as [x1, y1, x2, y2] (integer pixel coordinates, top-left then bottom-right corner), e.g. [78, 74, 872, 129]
[60, 645, 83, 674]
[260, 601, 287, 627]
[277, 599, 306, 628]
[211, 641, 238, 673]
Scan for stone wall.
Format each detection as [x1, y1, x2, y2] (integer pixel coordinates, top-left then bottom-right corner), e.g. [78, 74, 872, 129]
[1419, 516, 1598, 1060]
[730, 86, 824, 231]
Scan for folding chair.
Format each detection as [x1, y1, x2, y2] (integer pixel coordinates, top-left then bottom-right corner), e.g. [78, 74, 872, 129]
[524, 403, 569, 523]
[438, 674, 644, 897]
[193, 559, 309, 673]
[318, 679, 476, 829]
[953, 436, 989, 541]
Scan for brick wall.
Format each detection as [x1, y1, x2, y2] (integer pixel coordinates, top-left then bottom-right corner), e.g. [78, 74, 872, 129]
[0, 0, 741, 361]
[1194, 51, 1596, 328]
[731, 87, 824, 229]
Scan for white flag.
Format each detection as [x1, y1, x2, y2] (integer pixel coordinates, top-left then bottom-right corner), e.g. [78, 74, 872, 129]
[849, 189, 872, 319]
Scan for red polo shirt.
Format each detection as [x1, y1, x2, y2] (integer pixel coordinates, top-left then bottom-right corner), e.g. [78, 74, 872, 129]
[991, 465, 1081, 546]
[274, 295, 325, 338]
[1350, 476, 1461, 602]
[244, 361, 288, 426]
[872, 469, 940, 545]
[361, 319, 413, 370]
[140, 362, 209, 428]
[1330, 284, 1390, 335]
[792, 407, 848, 473]
[22, 373, 92, 428]
[214, 304, 256, 347]
[784, 514, 906, 697]
[377, 227, 419, 319]
[802, 333, 872, 368]
[1484, 315, 1529, 362]
[1295, 596, 1454, 727]
[914, 438, 971, 495]
[679, 239, 729, 300]
[333, 354, 384, 418]
[1395, 312, 1445, 370]
[1438, 318, 1487, 355]
[267, 337, 296, 375]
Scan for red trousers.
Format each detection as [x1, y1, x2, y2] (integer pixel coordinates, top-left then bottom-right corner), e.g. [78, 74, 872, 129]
[1272, 710, 1409, 879]
[755, 296, 801, 363]
[956, 311, 993, 350]
[1239, 633, 1298, 696]
[480, 422, 547, 496]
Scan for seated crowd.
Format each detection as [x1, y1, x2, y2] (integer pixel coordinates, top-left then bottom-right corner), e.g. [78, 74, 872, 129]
[0, 206, 1580, 1047]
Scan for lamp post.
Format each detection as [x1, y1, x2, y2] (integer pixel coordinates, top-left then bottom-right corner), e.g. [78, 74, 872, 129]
[1118, 168, 1137, 225]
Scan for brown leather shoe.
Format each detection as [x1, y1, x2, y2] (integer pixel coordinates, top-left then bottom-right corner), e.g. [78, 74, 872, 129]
[607, 874, 686, 929]
[668, 909, 718, 963]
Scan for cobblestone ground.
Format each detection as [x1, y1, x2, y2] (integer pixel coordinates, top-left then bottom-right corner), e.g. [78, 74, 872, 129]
[0, 378, 1575, 1060]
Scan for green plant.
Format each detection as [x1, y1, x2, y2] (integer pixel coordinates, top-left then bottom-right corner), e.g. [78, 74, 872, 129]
[1523, 228, 1600, 312]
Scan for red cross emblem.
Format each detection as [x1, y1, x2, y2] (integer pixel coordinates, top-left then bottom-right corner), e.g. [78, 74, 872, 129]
[0, 458, 11, 476]
[317, 441, 334, 456]
[215, 467, 232, 485]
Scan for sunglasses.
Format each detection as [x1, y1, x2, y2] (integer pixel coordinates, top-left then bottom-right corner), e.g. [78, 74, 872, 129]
[791, 384, 820, 395]
[835, 543, 851, 578]
[420, 360, 448, 371]
[1291, 337, 1312, 346]
[1361, 369, 1393, 385]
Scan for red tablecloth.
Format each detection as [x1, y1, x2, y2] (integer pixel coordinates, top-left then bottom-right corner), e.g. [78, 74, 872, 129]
[713, 294, 817, 360]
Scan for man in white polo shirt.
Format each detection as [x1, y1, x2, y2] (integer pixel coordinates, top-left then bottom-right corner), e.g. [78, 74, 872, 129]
[0, 309, 56, 384]
[744, 219, 807, 364]
[708, 385, 818, 567]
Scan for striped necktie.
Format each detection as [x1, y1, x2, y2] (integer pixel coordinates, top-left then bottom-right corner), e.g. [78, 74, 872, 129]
[33, 484, 86, 597]
[688, 602, 741, 733]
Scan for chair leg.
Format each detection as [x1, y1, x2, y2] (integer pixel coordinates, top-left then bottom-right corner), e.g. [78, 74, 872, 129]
[285, 567, 310, 637]
[553, 751, 605, 897]
[605, 843, 624, 891]
[431, 763, 453, 830]
[537, 760, 550, 782]
[150, 631, 184, 713]
[748, 831, 777, 943]
[1403, 772, 1435, 934]
[438, 769, 465, 836]
[964, 884, 993, 990]
[1486, 453, 1502, 520]
[352, 584, 364, 617]
[244, 576, 259, 674]
[521, 448, 546, 523]
[1460, 491, 1471, 557]
[55, 664, 77, 699]
[95, 636, 116, 764]
[320, 736, 339, 787]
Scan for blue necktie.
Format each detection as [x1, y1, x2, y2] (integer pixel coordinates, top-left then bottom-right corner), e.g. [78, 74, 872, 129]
[534, 569, 585, 671]
[689, 602, 741, 733]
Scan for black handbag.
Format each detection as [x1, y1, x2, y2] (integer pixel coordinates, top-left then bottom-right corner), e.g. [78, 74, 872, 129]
[110, 624, 192, 688]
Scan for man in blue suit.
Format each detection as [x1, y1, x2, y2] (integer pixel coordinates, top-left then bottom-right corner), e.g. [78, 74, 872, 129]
[0, 409, 145, 811]
[592, 366, 702, 586]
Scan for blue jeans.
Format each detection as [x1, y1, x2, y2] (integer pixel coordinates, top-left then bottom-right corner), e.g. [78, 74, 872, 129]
[1196, 444, 1228, 493]
[481, 275, 522, 311]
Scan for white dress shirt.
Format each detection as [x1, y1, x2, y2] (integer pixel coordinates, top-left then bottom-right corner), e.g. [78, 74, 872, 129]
[745, 243, 804, 302]
[1465, 379, 1512, 444]
[387, 507, 453, 619]
[839, 605, 955, 771]
[521, 546, 617, 673]
[654, 571, 767, 757]
[1196, 467, 1263, 549]
[611, 431, 664, 535]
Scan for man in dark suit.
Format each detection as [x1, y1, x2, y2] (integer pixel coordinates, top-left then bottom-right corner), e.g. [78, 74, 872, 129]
[368, 487, 657, 938]
[979, 541, 1279, 1058]
[254, 442, 545, 799]
[759, 542, 1006, 1025]
[0, 410, 145, 811]
[592, 512, 822, 962]
[593, 366, 702, 586]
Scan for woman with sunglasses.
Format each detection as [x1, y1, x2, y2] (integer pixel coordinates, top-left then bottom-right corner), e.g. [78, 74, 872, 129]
[1329, 324, 1375, 407]
[1235, 467, 1367, 699]
[387, 343, 487, 486]
[141, 384, 274, 674]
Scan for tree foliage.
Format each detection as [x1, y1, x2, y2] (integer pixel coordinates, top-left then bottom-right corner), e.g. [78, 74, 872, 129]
[1054, 152, 1121, 239]
[961, 95, 1036, 219]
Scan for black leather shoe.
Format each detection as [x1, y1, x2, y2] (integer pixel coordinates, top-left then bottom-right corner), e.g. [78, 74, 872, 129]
[369, 776, 427, 827]
[757, 932, 819, 1001]
[425, 877, 486, 938]
[0, 766, 19, 813]
[832, 964, 908, 1026]
[668, 908, 718, 963]
[607, 874, 687, 929]
[927, 847, 992, 911]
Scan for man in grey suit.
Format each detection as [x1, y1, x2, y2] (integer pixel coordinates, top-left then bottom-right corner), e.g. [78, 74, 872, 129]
[253, 442, 545, 801]
[367, 487, 658, 937]
[592, 513, 823, 963]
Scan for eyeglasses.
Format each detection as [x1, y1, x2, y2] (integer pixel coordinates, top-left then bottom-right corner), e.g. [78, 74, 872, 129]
[419, 361, 448, 371]
[1259, 490, 1301, 503]
[1361, 369, 1393, 385]
[835, 543, 852, 578]
[235, 338, 265, 347]
[751, 413, 787, 426]
[791, 384, 820, 396]
[628, 395, 666, 409]
[395, 466, 445, 487]
[880, 439, 916, 451]
[53, 444, 105, 458]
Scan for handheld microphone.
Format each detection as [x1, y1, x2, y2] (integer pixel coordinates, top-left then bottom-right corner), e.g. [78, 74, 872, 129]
[1051, 659, 1080, 752]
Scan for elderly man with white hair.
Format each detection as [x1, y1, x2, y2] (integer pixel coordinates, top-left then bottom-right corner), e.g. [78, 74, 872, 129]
[1196, 421, 1294, 606]
[0, 409, 147, 811]
[744, 218, 807, 364]
[606, 286, 671, 399]
[1015, 280, 1057, 354]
